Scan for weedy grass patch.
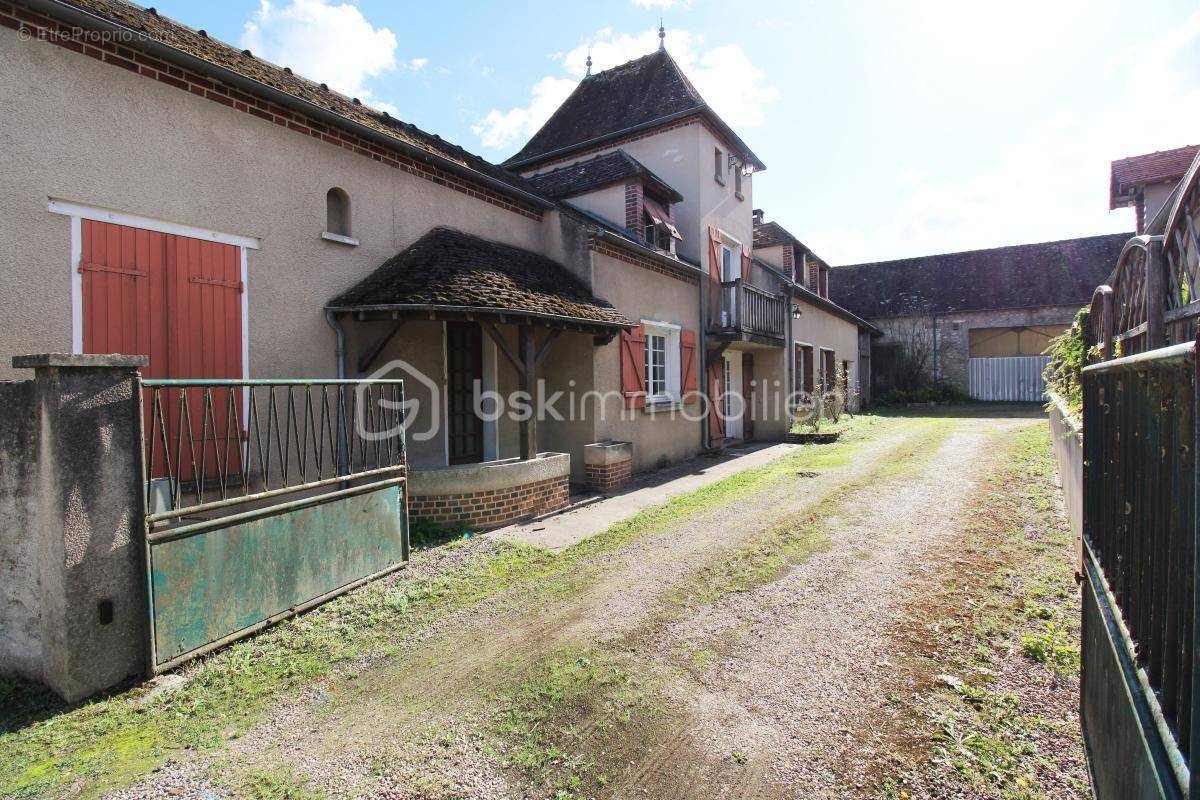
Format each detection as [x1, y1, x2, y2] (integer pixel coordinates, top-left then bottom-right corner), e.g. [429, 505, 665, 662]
[870, 424, 1089, 799]
[1, 412, 921, 800]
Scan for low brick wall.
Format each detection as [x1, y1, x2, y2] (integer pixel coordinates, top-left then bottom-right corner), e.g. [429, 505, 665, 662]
[583, 441, 633, 493]
[409, 453, 570, 530]
[585, 460, 631, 492]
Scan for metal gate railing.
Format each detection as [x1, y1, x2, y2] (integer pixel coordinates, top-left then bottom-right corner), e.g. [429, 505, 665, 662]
[1081, 342, 1196, 799]
[137, 378, 408, 673]
[967, 355, 1049, 401]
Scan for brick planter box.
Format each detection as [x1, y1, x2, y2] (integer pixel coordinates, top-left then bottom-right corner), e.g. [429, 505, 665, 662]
[408, 453, 570, 530]
[583, 441, 633, 493]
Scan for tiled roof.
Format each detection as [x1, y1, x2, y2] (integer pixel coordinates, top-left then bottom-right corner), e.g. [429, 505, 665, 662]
[753, 218, 826, 265]
[504, 49, 764, 171]
[751, 257, 879, 333]
[528, 151, 683, 202]
[1110, 144, 1200, 209]
[327, 227, 631, 328]
[36, 0, 548, 206]
[829, 233, 1133, 319]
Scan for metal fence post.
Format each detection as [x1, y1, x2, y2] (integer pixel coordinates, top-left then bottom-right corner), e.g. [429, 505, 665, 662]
[1191, 335, 1200, 799]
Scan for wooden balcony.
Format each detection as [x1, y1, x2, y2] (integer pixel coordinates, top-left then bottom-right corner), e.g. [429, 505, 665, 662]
[709, 279, 787, 343]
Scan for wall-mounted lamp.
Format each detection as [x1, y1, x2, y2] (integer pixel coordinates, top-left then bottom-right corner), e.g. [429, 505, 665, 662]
[791, 306, 802, 320]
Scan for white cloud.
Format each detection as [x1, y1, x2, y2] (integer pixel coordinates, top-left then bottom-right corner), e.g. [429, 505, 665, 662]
[806, 12, 1200, 265]
[631, 0, 693, 8]
[474, 27, 779, 151]
[472, 76, 577, 149]
[405, 57, 428, 72]
[241, 0, 399, 105]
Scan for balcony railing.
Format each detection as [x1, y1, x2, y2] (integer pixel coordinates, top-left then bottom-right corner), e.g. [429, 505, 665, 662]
[711, 279, 786, 340]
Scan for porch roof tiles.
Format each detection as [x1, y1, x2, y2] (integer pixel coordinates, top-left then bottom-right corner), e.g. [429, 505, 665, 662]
[327, 227, 632, 329]
[527, 151, 683, 203]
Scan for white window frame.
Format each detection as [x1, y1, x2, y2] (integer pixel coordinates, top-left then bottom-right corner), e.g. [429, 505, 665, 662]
[640, 319, 681, 406]
[48, 199, 258, 385]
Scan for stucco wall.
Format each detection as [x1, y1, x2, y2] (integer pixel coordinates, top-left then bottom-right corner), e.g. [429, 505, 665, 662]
[520, 120, 756, 273]
[562, 184, 627, 230]
[0, 380, 39, 679]
[0, 356, 146, 701]
[792, 301, 861, 397]
[0, 25, 550, 381]
[590, 251, 703, 471]
[870, 305, 1079, 394]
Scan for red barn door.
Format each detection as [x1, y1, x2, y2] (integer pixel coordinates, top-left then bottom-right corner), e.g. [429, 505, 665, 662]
[81, 220, 244, 480]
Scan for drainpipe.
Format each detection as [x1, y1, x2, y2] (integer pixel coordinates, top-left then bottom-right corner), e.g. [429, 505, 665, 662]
[325, 309, 350, 475]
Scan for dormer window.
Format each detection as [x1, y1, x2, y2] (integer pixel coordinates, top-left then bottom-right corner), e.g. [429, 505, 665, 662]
[641, 194, 681, 255]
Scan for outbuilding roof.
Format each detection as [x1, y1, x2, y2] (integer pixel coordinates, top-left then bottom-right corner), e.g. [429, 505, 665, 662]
[527, 151, 683, 203]
[829, 233, 1132, 320]
[327, 227, 631, 330]
[1110, 144, 1200, 209]
[504, 49, 765, 172]
[32, 0, 550, 209]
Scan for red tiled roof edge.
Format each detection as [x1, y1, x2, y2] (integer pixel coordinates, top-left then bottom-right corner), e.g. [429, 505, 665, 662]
[4, 0, 550, 221]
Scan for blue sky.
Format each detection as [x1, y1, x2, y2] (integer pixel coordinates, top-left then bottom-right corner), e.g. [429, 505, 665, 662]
[159, 0, 1200, 264]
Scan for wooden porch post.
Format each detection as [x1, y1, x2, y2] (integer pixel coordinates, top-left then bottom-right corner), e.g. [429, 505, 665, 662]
[519, 325, 536, 460]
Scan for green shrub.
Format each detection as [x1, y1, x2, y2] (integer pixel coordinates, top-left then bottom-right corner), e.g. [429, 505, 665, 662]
[878, 384, 971, 406]
[1042, 306, 1091, 420]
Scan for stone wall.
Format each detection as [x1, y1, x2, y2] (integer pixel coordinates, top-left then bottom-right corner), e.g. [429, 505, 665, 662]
[871, 305, 1081, 395]
[408, 453, 571, 530]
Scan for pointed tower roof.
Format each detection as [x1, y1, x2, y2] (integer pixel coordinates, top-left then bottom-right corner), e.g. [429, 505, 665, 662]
[504, 49, 765, 172]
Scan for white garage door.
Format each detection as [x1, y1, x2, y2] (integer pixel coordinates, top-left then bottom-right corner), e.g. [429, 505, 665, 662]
[968, 356, 1050, 402]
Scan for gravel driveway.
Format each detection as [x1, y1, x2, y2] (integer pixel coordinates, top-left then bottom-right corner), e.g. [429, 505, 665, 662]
[100, 407, 1081, 800]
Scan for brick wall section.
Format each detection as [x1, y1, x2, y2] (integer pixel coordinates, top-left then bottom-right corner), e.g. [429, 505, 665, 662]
[0, 4, 543, 221]
[585, 459, 631, 492]
[782, 245, 794, 279]
[591, 239, 700, 286]
[408, 474, 569, 530]
[624, 181, 644, 234]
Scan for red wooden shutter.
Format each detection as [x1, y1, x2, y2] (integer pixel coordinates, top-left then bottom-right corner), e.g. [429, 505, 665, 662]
[680, 329, 699, 403]
[706, 357, 725, 443]
[741, 245, 752, 283]
[620, 324, 647, 409]
[708, 227, 723, 321]
[167, 234, 245, 479]
[742, 352, 754, 441]
[792, 344, 803, 395]
[80, 219, 169, 376]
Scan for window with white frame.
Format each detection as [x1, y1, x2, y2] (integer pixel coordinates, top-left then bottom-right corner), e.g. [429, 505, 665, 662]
[714, 147, 724, 184]
[642, 320, 681, 404]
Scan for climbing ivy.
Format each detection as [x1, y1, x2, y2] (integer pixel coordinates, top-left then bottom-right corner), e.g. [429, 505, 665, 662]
[1042, 306, 1092, 421]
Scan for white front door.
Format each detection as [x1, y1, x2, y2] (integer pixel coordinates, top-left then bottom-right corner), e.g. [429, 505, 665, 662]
[723, 351, 743, 440]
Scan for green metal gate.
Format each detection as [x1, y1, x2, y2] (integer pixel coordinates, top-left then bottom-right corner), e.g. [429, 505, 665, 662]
[1081, 343, 1196, 799]
[137, 378, 408, 672]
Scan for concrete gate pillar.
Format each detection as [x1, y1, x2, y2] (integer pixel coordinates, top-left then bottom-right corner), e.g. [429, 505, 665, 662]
[1, 354, 147, 701]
